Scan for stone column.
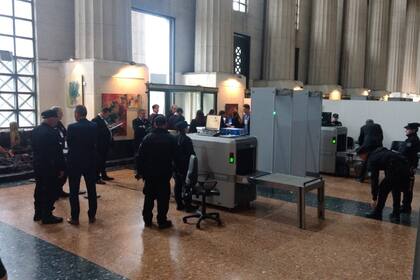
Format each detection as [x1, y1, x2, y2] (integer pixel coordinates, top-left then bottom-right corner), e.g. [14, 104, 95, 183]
[194, 0, 233, 73]
[296, 0, 312, 84]
[386, 0, 407, 92]
[340, 0, 368, 88]
[308, 0, 338, 85]
[417, 30, 420, 94]
[75, 0, 132, 62]
[365, 0, 390, 91]
[263, 0, 296, 81]
[402, 0, 420, 94]
[336, 0, 344, 78]
[131, 11, 147, 64]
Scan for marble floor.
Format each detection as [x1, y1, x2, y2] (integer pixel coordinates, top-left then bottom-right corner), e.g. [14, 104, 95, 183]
[0, 169, 418, 280]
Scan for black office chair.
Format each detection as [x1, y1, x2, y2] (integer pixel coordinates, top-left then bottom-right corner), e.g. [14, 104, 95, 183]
[182, 155, 222, 229]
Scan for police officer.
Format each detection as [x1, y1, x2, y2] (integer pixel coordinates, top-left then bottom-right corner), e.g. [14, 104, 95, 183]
[32, 109, 66, 224]
[331, 113, 342, 126]
[67, 105, 98, 225]
[51, 106, 69, 198]
[174, 121, 196, 211]
[357, 146, 410, 222]
[136, 115, 176, 229]
[399, 122, 420, 213]
[132, 108, 151, 151]
[0, 258, 6, 280]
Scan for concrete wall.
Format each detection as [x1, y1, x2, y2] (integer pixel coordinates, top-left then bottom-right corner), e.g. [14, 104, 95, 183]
[36, 0, 75, 60]
[35, 0, 75, 124]
[183, 73, 246, 116]
[232, 0, 265, 82]
[131, 0, 196, 83]
[323, 100, 420, 148]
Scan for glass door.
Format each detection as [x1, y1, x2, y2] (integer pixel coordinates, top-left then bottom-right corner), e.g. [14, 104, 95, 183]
[149, 91, 166, 116]
[202, 93, 216, 115]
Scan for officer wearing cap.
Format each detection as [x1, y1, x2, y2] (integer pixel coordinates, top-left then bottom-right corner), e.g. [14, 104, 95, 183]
[174, 121, 196, 211]
[357, 146, 410, 222]
[135, 115, 177, 229]
[32, 109, 66, 224]
[331, 113, 342, 126]
[398, 122, 420, 213]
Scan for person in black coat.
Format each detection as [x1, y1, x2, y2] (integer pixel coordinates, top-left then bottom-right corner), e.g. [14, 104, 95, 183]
[173, 121, 196, 211]
[92, 108, 113, 184]
[398, 122, 420, 213]
[230, 111, 242, 128]
[32, 109, 66, 224]
[356, 119, 383, 182]
[136, 116, 176, 229]
[168, 108, 185, 130]
[358, 146, 410, 223]
[0, 258, 6, 280]
[51, 106, 69, 198]
[242, 104, 251, 134]
[331, 113, 342, 126]
[132, 109, 151, 152]
[66, 105, 98, 225]
[149, 104, 160, 127]
[189, 110, 206, 133]
[358, 119, 383, 150]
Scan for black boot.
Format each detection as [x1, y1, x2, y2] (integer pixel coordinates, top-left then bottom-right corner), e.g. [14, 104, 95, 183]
[389, 212, 400, 223]
[365, 211, 382, 220]
[42, 215, 63, 224]
[400, 206, 412, 214]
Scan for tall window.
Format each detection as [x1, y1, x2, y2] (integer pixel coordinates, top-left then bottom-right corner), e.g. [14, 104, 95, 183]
[233, 0, 248, 13]
[233, 33, 250, 88]
[132, 10, 173, 115]
[0, 0, 36, 128]
[295, 0, 301, 30]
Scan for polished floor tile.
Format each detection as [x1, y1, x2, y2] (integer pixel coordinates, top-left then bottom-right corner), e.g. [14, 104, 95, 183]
[0, 169, 417, 279]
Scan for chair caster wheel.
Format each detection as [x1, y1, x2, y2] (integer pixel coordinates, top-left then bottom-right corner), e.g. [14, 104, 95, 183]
[196, 223, 201, 229]
[182, 218, 187, 223]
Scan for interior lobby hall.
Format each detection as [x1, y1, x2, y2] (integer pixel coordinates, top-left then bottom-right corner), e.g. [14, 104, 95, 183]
[1, 0, 420, 279]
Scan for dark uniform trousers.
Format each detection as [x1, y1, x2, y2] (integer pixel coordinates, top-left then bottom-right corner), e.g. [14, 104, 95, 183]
[174, 173, 185, 208]
[402, 168, 416, 209]
[142, 177, 171, 225]
[375, 161, 410, 214]
[96, 148, 109, 179]
[34, 173, 60, 219]
[69, 167, 97, 220]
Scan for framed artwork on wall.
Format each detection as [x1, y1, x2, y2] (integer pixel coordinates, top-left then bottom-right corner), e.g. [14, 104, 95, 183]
[102, 93, 142, 137]
[225, 104, 239, 116]
[67, 75, 84, 108]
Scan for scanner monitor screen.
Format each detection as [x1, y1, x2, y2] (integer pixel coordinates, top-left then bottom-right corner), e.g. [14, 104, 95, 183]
[206, 115, 221, 131]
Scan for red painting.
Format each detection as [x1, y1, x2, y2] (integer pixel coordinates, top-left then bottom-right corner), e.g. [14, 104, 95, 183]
[102, 93, 129, 136]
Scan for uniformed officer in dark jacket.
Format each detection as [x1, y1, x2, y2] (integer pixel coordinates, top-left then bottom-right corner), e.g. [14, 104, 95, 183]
[32, 109, 66, 224]
[357, 119, 384, 182]
[67, 105, 98, 225]
[51, 106, 69, 198]
[92, 108, 113, 184]
[357, 146, 410, 222]
[136, 115, 176, 229]
[174, 121, 196, 211]
[331, 113, 342, 127]
[398, 122, 420, 213]
[132, 109, 151, 151]
[0, 258, 6, 280]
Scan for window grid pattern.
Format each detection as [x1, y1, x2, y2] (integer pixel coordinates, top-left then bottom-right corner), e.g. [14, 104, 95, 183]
[233, 0, 248, 13]
[234, 46, 242, 75]
[0, 0, 37, 128]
